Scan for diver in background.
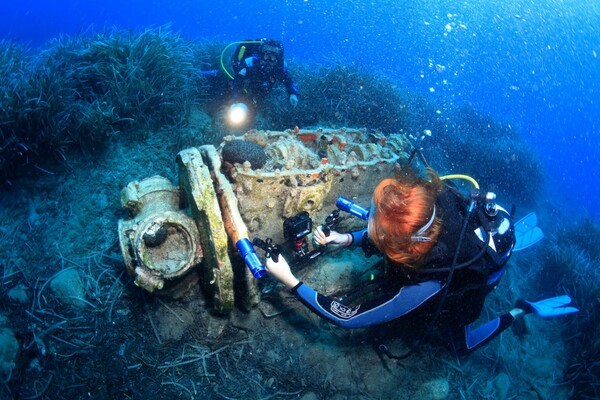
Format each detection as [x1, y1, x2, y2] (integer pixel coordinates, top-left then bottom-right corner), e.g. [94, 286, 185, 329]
[227, 39, 299, 126]
[265, 168, 578, 354]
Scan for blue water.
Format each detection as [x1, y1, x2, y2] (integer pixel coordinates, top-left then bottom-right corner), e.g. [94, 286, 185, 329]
[2, 0, 599, 218]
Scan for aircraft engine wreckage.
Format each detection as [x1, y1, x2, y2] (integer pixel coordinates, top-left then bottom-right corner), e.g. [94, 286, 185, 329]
[118, 128, 412, 314]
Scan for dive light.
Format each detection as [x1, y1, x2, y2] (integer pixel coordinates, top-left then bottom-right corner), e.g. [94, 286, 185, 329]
[236, 238, 266, 278]
[336, 197, 370, 220]
[228, 103, 248, 126]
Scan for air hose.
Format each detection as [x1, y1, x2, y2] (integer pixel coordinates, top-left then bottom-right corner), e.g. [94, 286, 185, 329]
[440, 174, 480, 190]
[220, 40, 262, 79]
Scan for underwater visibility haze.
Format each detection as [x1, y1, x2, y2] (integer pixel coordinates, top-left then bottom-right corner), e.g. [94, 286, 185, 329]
[0, 0, 599, 399]
[4, 0, 598, 215]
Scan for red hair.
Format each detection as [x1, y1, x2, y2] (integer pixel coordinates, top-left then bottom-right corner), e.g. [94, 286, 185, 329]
[368, 169, 442, 268]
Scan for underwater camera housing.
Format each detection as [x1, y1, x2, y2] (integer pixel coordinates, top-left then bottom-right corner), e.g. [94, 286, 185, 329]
[284, 211, 312, 261]
[251, 212, 315, 268]
[282, 210, 342, 265]
[283, 211, 312, 242]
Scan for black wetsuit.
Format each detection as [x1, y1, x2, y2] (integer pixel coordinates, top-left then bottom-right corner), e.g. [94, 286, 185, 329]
[232, 53, 299, 106]
[291, 187, 516, 352]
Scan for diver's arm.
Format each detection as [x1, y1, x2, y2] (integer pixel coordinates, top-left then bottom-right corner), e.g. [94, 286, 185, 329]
[231, 74, 245, 99]
[266, 253, 442, 329]
[231, 57, 252, 98]
[265, 255, 299, 288]
[349, 228, 368, 247]
[280, 62, 299, 96]
[292, 280, 443, 329]
[266, 255, 442, 329]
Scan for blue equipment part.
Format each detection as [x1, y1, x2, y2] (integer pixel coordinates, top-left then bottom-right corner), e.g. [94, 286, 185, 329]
[520, 295, 579, 317]
[199, 70, 219, 76]
[336, 197, 370, 220]
[514, 212, 544, 251]
[236, 238, 266, 278]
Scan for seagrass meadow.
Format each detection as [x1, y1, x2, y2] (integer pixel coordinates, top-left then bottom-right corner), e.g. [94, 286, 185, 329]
[0, 27, 597, 399]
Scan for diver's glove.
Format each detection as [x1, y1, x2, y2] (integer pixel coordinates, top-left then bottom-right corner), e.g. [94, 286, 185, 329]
[515, 295, 579, 317]
[289, 94, 298, 108]
[265, 254, 300, 289]
[313, 227, 351, 248]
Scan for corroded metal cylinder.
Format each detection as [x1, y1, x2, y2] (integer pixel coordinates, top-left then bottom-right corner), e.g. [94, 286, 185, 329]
[118, 176, 203, 296]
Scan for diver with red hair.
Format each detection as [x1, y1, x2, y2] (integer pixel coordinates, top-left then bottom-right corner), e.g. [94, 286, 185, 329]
[265, 167, 578, 354]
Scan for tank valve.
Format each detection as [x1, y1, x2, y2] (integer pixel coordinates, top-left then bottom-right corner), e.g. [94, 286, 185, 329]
[485, 192, 498, 216]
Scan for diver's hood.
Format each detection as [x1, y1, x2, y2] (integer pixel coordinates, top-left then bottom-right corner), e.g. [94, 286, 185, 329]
[260, 39, 284, 57]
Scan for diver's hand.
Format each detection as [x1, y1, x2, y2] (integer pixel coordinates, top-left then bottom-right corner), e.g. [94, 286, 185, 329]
[289, 94, 298, 108]
[265, 255, 299, 288]
[313, 227, 351, 247]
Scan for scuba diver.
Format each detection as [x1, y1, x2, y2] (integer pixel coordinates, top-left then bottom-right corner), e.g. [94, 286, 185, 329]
[225, 38, 299, 126]
[264, 166, 578, 354]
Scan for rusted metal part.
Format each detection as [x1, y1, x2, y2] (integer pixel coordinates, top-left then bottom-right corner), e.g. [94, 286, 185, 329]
[118, 176, 203, 296]
[177, 148, 235, 314]
[199, 145, 260, 310]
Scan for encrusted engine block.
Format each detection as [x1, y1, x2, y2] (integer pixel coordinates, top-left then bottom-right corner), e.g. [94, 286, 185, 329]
[225, 128, 410, 244]
[118, 128, 411, 313]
